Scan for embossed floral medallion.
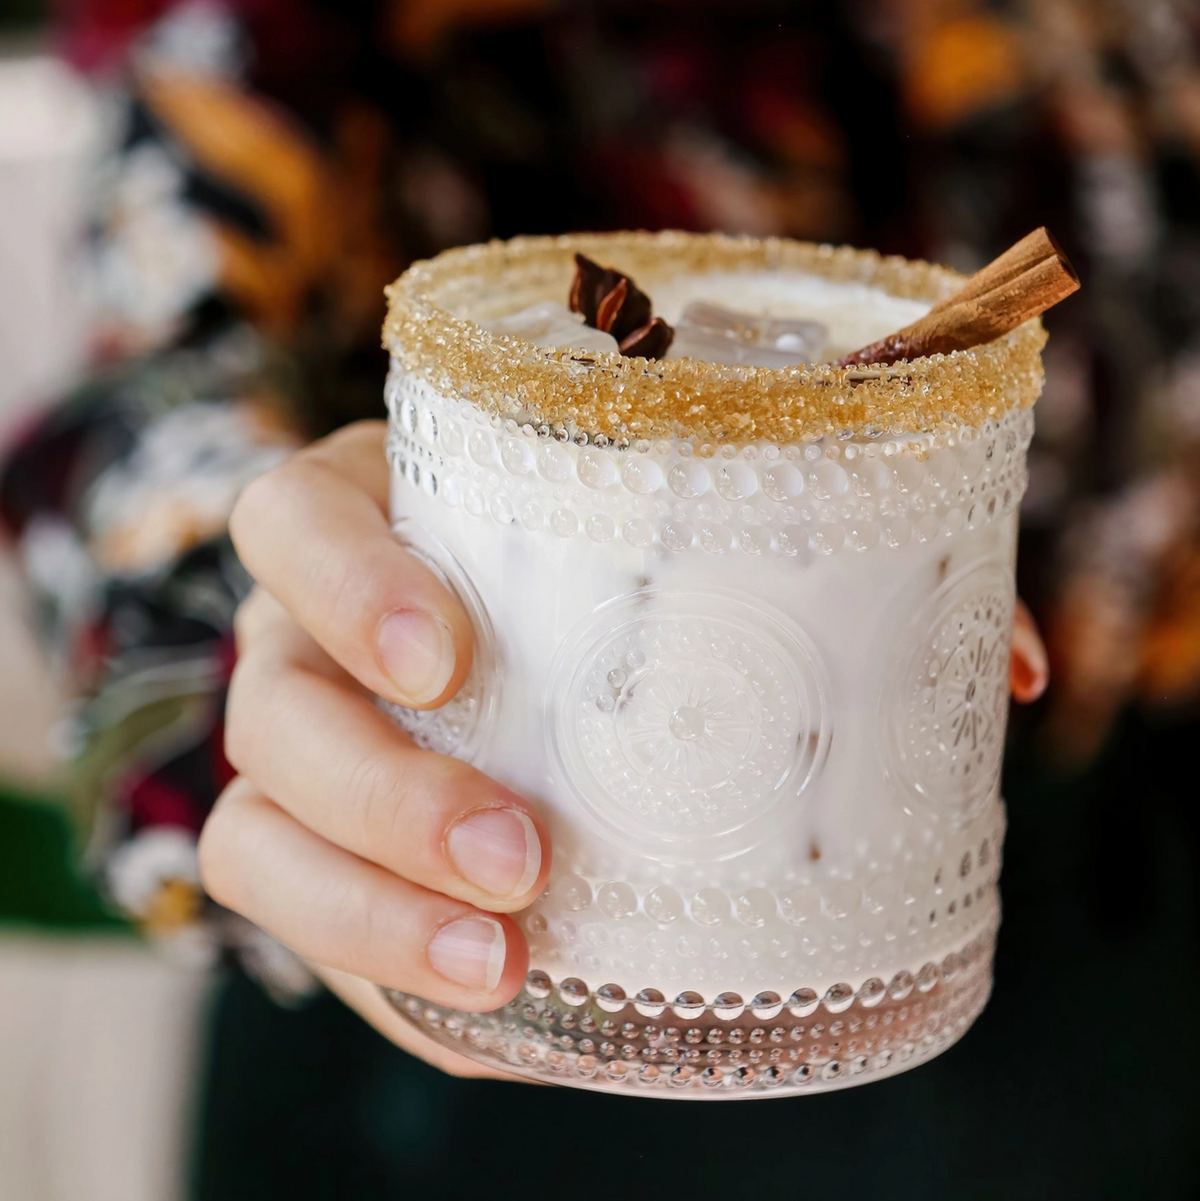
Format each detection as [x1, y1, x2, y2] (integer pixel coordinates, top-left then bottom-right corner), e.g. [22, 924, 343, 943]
[549, 591, 830, 859]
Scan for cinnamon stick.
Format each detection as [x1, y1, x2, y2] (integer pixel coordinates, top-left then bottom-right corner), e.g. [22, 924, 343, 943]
[835, 227, 1079, 368]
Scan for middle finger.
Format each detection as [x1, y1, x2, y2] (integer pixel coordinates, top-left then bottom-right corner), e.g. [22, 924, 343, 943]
[226, 611, 548, 913]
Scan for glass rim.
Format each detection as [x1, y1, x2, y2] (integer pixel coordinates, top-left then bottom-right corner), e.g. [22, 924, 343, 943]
[383, 230, 1046, 445]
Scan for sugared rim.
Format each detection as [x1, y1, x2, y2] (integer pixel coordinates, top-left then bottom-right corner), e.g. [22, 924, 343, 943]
[383, 230, 1046, 444]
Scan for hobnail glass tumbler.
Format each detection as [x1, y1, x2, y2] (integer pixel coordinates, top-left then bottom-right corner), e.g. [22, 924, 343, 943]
[379, 232, 1045, 1098]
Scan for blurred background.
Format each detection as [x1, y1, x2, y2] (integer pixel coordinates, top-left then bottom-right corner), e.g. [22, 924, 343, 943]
[0, 1, 1197, 1198]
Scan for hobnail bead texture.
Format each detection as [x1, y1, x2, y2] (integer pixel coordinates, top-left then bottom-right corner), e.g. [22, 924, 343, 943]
[385, 371, 1033, 562]
[521, 811, 1003, 992]
[383, 928, 995, 1098]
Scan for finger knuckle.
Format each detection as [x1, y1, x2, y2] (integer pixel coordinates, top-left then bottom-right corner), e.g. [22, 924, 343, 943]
[324, 420, 385, 457]
[423, 755, 486, 813]
[232, 588, 269, 650]
[232, 595, 256, 649]
[309, 538, 399, 642]
[197, 793, 241, 907]
[229, 465, 283, 555]
[313, 871, 377, 963]
[308, 544, 366, 632]
[346, 749, 414, 851]
[222, 659, 263, 776]
[230, 455, 325, 560]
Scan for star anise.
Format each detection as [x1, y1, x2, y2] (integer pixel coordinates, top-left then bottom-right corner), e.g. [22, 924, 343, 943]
[569, 253, 675, 359]
[617, 315, 674, 358]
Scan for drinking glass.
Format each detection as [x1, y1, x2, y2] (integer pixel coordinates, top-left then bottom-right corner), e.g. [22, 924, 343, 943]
[379, 232, 1043, 1097]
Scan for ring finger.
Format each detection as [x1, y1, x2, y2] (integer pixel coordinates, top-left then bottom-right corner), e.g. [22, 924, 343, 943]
[198, 778, 529, 1010]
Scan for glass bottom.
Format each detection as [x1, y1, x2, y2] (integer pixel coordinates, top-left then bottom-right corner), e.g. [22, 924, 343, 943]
[383, 927, 995, 1099]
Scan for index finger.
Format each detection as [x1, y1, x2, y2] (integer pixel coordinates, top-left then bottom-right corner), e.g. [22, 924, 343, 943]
[230, 421, 473, 708]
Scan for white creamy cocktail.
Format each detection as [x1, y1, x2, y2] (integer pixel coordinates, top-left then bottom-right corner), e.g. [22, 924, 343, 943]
[380, 232, 1043, 1097]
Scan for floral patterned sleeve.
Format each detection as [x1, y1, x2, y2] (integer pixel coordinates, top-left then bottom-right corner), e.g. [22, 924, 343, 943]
[0, 347, 322, 998]
[0, 15, 359, 998]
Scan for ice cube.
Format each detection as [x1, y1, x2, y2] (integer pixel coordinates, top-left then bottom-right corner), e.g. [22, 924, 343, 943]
[486, 300, 619, 353]
[668, 301, 828, 367]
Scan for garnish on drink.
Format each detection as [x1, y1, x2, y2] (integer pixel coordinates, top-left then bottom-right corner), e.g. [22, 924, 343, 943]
[569, 253, 675, 358]
[836, 227, 1079, 368]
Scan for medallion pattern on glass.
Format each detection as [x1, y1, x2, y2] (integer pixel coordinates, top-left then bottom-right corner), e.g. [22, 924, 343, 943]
[548, 591, 829, 859]
[888, 562, 1014, 821]
[379, 521, 499, 761]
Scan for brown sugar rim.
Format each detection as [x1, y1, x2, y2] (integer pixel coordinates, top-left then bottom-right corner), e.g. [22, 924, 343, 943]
[382, 230, 1047, 444]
